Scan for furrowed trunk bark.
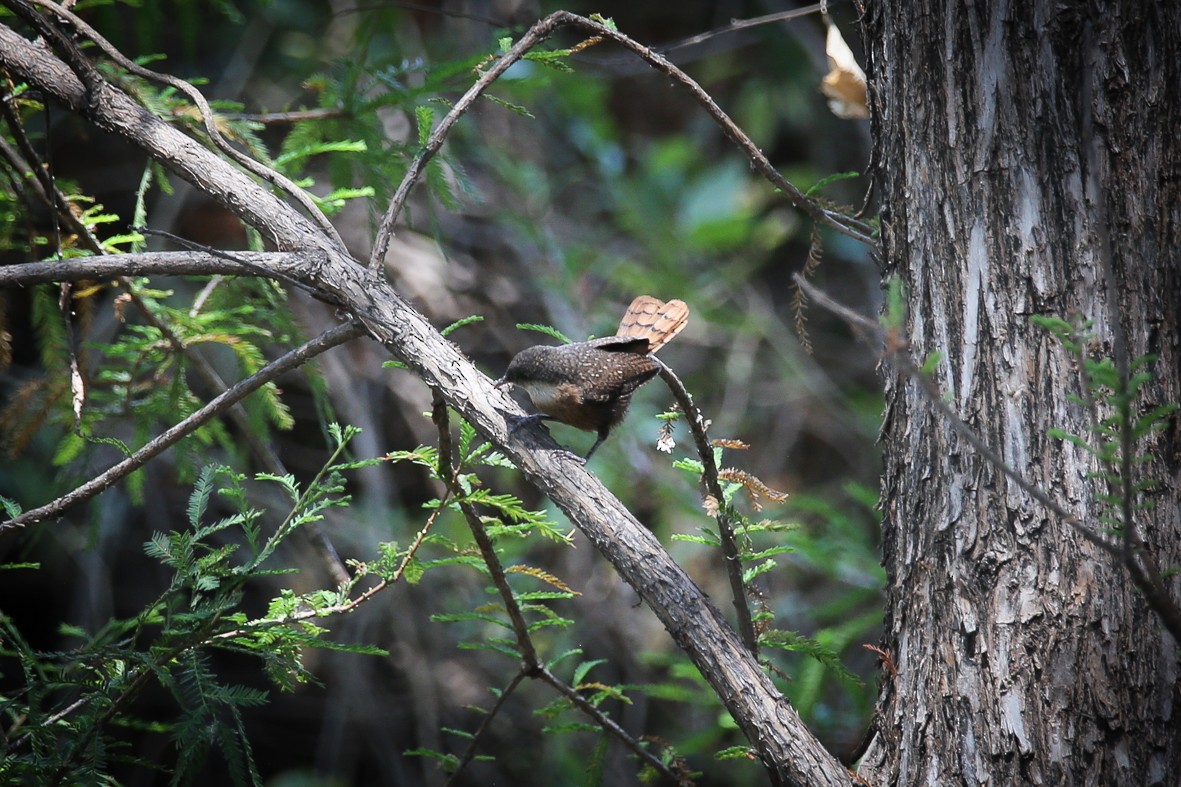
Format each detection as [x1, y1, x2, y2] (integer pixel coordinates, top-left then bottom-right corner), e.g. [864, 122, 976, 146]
[860, 2, 1181, 784]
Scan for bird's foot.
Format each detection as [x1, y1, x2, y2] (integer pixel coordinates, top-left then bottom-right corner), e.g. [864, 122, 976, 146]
[506, 412, 548, 436]
[504, 415, 586, 464]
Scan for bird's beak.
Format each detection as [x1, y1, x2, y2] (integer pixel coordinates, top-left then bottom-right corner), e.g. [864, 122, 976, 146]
[493, 377, 509, 390]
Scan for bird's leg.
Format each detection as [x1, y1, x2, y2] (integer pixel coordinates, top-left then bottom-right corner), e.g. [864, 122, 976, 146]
[582, 427, 611, 460]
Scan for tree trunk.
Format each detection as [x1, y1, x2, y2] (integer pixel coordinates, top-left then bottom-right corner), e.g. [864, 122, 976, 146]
[859, 1, 1181, 784]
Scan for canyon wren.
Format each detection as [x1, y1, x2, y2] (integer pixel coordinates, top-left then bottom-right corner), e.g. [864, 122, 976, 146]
[495, 296, 690, 459]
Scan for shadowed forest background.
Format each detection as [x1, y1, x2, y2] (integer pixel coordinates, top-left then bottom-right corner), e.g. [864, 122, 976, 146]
[0, 1, 885, 784]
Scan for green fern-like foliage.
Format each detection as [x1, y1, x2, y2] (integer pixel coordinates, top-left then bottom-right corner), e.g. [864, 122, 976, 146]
[0, 426, 389, 783]
[73, 277, 295, 480]
[1034, 314, 1179, 528]
[671, 444, 882, 728]
[287, 48, 489, 215]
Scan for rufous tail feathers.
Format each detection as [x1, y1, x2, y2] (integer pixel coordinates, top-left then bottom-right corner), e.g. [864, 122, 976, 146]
[615, 296, 689, 353]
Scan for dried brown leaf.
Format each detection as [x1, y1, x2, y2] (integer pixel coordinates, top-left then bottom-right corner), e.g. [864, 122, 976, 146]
[821, 20, 869, 120]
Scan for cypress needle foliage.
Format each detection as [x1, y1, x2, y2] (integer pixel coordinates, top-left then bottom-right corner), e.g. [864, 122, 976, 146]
[1033, 314, 1178, 529]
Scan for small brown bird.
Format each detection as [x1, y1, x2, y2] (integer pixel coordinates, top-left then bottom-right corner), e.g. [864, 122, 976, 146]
[495, 296, 690, 459]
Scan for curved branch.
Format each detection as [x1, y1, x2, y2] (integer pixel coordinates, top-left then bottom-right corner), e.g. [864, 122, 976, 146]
[658, 361, 759, 655]
[369, 15, 567, 270]
[371, 11, 874, 272]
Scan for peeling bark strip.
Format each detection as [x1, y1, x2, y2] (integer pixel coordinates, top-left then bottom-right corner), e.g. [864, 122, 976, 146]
[862, 1, 1181, 785]
[0, 12, 852, 785]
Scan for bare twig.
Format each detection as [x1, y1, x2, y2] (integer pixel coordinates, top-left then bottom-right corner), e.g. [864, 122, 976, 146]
[1, 320, 365, 530]
[443, 669, 528, 786]
[655, 3, 825, 58]
[226, 107, 347, 125]
[658, 362, 759, 656]
[340, 1, 509, 28]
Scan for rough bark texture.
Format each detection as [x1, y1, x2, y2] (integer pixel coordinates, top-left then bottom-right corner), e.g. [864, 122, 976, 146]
[861, 2, 1181, 785]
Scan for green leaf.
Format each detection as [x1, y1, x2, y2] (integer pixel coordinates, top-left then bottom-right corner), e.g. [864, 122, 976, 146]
[415, 105, 434, 146]
[441, 314, 484, 337]
[315, 186, 376, 214]
[745, 545, 794, 561]
[742, 559, 778, 583]
[515, 322, 571, 344]
[522, 50, 575, 73]
[405, 747, 460, 771]
[919, 351, 944, 376]
[671, 533, 721, 546]
[804, 170, 860, 197]
[484, 93, 536, 119]
[546, 648, 584, 670]
[589, 14, 618, 31]
[0, 495, 22, 518]
[759, 628, 861, 685]
[542, 722, 602, 735]
[273, 139, 368, 169]
[572, 659, 607, 685]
